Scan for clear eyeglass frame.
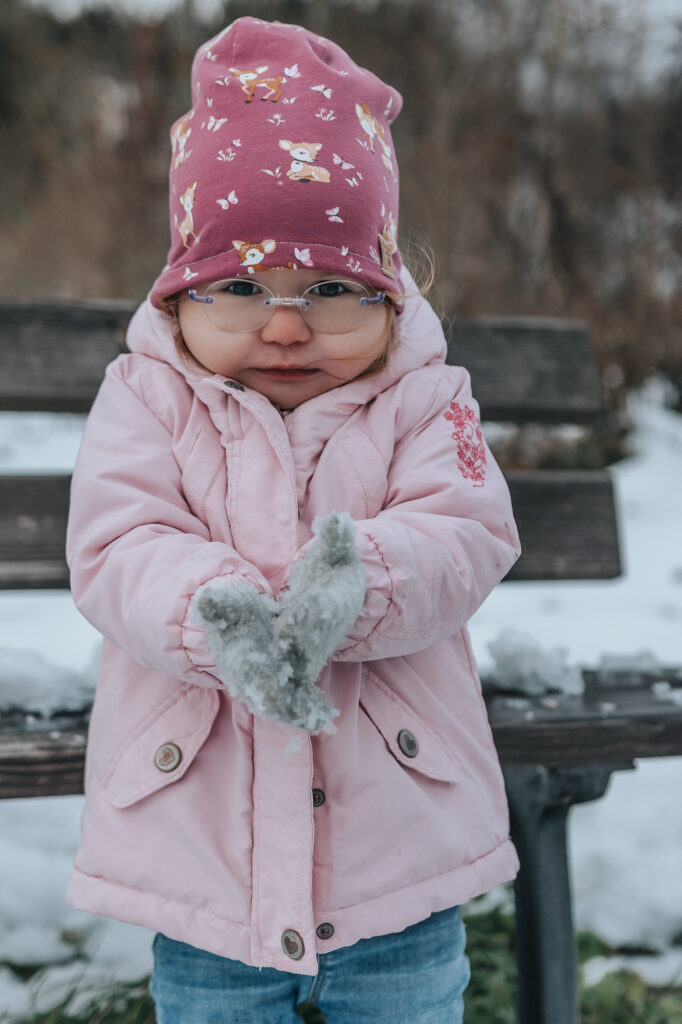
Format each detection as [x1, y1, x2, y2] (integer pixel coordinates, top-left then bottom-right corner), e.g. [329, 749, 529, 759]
[187, 277, 386, 335]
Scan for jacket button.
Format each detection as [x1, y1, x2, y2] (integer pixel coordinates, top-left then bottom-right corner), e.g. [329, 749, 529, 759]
[154, 742, 182, 772]
[224, 379, 244, 391]
[312, 788, 325, 807]
[316, 922, 334, 940]
[281, 929, 305, 960]
[397, 730, 419, 758]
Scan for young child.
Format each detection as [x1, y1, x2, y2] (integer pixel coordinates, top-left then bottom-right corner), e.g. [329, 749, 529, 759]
[65, 16, 521, 1024]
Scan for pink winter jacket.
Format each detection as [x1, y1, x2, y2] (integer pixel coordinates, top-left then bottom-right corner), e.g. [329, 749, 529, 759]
[65, 275, 521, 977]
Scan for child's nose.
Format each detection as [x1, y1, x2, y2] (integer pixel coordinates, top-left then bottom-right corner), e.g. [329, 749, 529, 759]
[260, 307, 313, 345]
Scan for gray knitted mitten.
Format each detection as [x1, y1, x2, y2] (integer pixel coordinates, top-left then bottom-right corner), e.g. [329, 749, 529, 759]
[192, 512, 366, 735]
[275, 512, 366, 693]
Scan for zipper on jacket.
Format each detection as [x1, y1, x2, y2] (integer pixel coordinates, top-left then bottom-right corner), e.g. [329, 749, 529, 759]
[213, 379, 300, 550]
[280, 409, 302, 540]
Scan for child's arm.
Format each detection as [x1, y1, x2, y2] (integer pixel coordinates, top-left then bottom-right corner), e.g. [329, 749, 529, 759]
[66, 357, 273, 689]
[293, 367, 521, 663]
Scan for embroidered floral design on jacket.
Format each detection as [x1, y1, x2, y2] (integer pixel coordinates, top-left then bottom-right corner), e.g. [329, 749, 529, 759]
[443, 401, 487, 486]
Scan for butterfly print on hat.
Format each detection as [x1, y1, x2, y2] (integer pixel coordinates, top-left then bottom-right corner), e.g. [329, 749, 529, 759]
[216, 191, 238, 210]
[294, 247, 314, 267]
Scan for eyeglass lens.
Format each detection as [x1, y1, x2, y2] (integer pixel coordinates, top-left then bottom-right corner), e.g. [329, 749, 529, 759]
[196, 279, 384, 334]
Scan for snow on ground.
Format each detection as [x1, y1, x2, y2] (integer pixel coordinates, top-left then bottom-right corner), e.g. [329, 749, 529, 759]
[0, 378, 680, 1017]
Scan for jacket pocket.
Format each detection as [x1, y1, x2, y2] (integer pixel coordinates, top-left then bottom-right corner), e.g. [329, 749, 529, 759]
[359, 667, 464, 784]
[104, 684, 220, 808]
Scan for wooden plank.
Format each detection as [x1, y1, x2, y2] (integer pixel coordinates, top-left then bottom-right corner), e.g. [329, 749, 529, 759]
[446, 316, 604, 423]
[505, 470, 621, 580]
[1, 302, 602, 421]
[2, 690, 682, 798]
[487, 692, 682, 766]
[0, 730, 87, 798]
[0, 469, 621, 588]
[0, 476, 71, 588]
[0, 301, 133, 412]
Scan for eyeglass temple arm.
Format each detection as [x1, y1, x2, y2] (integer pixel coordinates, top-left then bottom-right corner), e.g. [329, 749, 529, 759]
[188, 290, 214, 304]
[360, 292, 385, 306]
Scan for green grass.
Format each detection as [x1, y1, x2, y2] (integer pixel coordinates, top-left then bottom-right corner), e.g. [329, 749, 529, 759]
[6, 908, 682, 1023]
[463, 906, 682, 1024]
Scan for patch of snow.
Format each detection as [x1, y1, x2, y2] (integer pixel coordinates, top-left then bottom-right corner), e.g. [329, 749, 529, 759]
[582, 948, 682, 988]
[652, 681, 682, 706]
[0, 413, 85, 474]
[597, 649, 666, 672]
[482, 628, 584, 695]
[0, 950, 150, 1022]
[0, 648, 95, 717]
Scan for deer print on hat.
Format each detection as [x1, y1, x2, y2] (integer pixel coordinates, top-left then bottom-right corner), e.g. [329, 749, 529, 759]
[230, 67, 286, 102]
[171, 112, 193, 169]
[233, 239, 277, 273]
[279, 140, 331, 183]
[355, 102, 396, 181]
[178, 182, 198, 248]
[378, 211, 398, 277]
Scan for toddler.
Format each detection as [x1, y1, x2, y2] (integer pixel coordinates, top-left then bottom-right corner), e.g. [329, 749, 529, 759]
[66, 16, 521, 1023]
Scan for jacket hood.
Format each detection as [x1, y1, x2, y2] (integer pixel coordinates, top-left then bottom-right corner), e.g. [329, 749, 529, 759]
[125, 266, 447, 416]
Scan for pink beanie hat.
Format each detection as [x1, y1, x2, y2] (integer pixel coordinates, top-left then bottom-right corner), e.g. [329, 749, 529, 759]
[150, 16, 404, 309]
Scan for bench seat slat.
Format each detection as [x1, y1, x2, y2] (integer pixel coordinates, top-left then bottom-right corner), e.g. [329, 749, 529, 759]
[0, 731, 87, 799]
[2, 694, 682, 798]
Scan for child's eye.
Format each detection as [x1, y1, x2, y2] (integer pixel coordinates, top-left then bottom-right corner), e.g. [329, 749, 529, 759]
[310, 281, 352, 298]
[216, 280, 262, 297]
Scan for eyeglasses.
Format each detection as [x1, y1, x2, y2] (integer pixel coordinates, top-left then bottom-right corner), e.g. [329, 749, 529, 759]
[188, 277, 386, 335]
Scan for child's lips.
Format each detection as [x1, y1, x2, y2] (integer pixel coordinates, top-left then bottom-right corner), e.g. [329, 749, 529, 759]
[255, 367, 320, 380]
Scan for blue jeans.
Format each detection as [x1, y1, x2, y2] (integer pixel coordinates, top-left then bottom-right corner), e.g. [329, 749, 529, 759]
[150, 906, 470, 1023]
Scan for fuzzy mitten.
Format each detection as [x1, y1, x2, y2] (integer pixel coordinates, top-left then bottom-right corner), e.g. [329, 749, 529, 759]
[191, 581, 282, 721]
[275, 512, 366, 693]
[191, 512, 366, 736]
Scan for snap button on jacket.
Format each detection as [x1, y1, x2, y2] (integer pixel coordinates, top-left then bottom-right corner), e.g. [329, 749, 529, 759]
[65, 271, 522, 977]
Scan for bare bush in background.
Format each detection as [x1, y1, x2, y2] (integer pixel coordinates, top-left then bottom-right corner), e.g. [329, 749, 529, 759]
[1, 0, 680, 397]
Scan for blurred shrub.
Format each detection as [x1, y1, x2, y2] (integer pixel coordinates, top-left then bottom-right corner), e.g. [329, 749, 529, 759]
[1, 0, 681, 396]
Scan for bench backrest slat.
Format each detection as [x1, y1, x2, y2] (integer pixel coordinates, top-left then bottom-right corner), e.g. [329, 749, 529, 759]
[0, 302, 131, 412]
[447, 317, 604, 423]
[1, 303, 603, 423]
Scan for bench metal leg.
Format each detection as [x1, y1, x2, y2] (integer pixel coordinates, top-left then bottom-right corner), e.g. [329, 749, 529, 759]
[503, 763, 634, 1024]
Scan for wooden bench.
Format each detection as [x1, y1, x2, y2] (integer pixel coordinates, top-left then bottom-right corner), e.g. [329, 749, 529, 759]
[1, 301, 681, 1024]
